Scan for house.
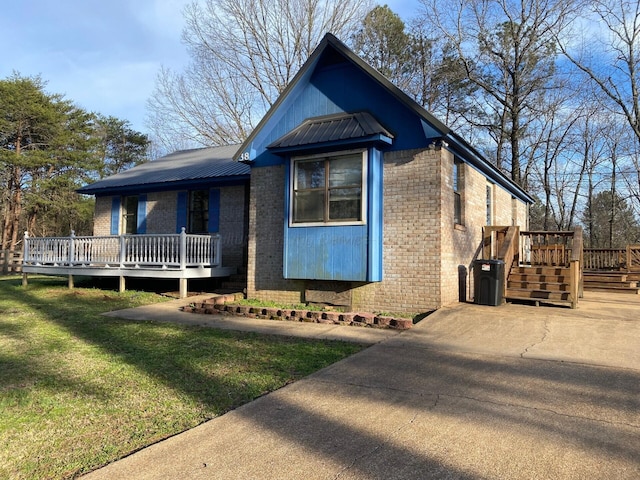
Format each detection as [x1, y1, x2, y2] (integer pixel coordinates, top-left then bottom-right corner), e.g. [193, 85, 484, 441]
[22, 145, 250, 297]
[78, 144, 250, 271]
[232, 33, 533, 313]
[26, 33, 565, 312]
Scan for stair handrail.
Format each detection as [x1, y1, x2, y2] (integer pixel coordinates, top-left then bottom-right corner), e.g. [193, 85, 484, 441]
[496, 226, 520, 300]
[570, 227, 584, 306]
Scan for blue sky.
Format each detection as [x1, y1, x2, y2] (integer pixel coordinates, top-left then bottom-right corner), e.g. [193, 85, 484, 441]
[1, 1, 420, 136]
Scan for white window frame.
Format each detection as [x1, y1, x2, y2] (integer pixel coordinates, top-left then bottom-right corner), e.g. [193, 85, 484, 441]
[453, 157, 464, 226]
[486, 183, 494, 226]
[289, 149, 368, 227]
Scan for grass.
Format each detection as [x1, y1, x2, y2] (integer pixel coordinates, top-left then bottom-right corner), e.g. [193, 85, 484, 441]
[0, 275, 364, 479]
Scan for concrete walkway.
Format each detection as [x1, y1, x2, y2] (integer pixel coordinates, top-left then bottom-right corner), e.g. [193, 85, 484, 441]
[85, 292, 640, 479]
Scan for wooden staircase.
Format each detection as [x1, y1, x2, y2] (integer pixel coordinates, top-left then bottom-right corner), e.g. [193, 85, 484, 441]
[505, 265, 574, 306]
[481, 226, 583, 308]
[583, 272, 640, 294]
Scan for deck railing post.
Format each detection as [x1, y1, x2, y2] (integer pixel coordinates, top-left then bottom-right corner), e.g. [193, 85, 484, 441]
[68, 231, 75, 266]
[22, 232, 30, 286]
[23, 232, 30, 264]
[179, 227, 187, 271]
[214, 234, 222, 267]
[119, 235, 126, 268]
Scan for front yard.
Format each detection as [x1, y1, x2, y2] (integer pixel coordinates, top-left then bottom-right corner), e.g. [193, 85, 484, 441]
[0, 276, 363, 479]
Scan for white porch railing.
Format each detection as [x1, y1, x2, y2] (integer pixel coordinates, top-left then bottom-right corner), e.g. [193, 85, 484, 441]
[23, 228, 221, 269]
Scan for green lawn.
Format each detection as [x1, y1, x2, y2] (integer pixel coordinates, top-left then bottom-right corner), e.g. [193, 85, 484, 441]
[0, 276, 363, 479]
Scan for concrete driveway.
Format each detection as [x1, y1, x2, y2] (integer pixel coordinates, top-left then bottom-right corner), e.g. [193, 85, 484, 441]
[84, 291, 640, 479]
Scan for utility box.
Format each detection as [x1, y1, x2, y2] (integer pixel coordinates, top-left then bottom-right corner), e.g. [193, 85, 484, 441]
[473, 259, 504, 306]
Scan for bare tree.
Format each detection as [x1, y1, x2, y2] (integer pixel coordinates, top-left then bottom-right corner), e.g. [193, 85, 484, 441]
[418, 0, 580, 187]
[147, 0, 372, 153]
[560, 0, 640, 145]
[558, 0, 640, 222]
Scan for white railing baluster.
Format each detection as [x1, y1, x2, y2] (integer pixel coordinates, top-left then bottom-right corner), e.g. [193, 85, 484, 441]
[23, 232, 222, 271]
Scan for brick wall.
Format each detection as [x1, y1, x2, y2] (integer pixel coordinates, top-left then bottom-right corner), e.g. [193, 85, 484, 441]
[247, 166, 304, 303]
[352, 148, 444, 313]
[146, 191, 178, 234]
[245, 147, 530, 314]
[93, 196, 112, 236]
[220, 185, 248, 269]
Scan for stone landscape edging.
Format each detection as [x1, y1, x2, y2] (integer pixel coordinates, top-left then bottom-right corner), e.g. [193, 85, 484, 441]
[181, 295, 413, 330]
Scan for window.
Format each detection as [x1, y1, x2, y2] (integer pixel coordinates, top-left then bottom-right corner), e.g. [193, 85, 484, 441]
[122, 196, 138, 234]
[453, 157, 464, 225]
[189, 190, 209, 233]
[292, 152, 365, 225]
[486, 184, 493, 226]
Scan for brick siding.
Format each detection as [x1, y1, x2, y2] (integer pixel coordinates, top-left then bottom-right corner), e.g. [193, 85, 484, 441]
[93, 196, 112, 236]
[245, 147, 529, 314]
[247, 166, 305, 303]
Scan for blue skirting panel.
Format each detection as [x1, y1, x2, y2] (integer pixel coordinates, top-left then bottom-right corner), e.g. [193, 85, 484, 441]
[284, 225, 368, 281]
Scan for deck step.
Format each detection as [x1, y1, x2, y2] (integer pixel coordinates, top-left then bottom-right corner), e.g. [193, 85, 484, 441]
[511, 266, 570, 276]
[509, 273, 570, 283]
[505, 288, 571, 302]
[507, 281, 570, 292]
[584, 281, 637, 288]
[583, 272, 628, 282]
[583, 285, 640, 294]
[582, 271, 639, 293]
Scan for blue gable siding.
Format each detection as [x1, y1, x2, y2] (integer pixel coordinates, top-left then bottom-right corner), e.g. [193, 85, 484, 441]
[245, 61, 437, 168]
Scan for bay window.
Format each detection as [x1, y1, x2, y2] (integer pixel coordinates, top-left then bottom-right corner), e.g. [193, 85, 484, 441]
[292, 151, 366, 225]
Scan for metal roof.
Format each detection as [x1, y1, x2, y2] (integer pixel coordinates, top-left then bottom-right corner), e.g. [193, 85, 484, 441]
[267, 112, 394, 150]
[78, 144, 249, 195]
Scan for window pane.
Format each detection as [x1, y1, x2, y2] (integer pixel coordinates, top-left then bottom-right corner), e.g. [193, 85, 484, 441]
[296, 160, 325, 189]
[294, 190, 325, 222]
[329, 187, 361, 220]
[189, 190, 209, 233]
[453, 162, 459, 192]
[329, 155, 361, 187]
[123, 196, 138, 234]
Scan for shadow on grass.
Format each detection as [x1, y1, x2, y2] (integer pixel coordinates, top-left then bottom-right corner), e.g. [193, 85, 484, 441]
[0, 275, 361, 415]
[4, 275, 639, 478]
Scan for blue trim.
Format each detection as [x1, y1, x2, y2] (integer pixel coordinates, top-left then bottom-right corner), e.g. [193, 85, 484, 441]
[176, 191, 188, 233]
[367, 148, 383, 281]
[268, 134, 393, 155]
[82, 176, 250, 197]
[209, 189, 220, 233]
[110, 197, 120, 235]
[283, 160, 291, 278]
[137, 194, 147, 234]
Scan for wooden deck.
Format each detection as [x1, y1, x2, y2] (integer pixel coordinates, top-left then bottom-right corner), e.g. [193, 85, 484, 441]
[580, 245, 640, 294]
[21, 229, 235, 297]
[482, 227, 583, 308]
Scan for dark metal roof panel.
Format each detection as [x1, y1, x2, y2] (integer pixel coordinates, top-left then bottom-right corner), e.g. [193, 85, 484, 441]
[267, 112, 394, 149]
[78, 145, 249, 194]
